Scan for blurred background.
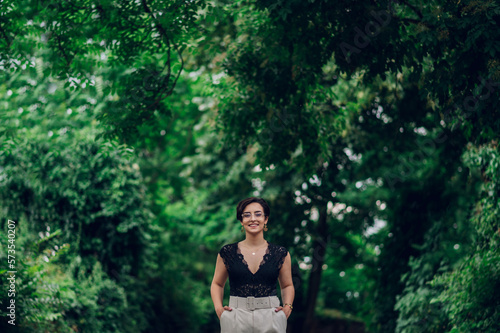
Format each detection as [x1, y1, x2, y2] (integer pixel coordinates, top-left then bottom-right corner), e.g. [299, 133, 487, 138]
[0, 0, 499, 332]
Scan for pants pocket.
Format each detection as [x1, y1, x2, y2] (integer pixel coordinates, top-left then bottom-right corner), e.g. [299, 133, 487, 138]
[271, 308, 287, 333]
[220, 310, 232, 332]
[279, 309, 287, 322]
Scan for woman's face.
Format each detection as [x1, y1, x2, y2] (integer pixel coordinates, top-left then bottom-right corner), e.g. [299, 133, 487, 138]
[240, 202, 269, 234]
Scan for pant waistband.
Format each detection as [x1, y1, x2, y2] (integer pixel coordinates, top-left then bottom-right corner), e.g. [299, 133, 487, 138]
[229, 296, 280, 311]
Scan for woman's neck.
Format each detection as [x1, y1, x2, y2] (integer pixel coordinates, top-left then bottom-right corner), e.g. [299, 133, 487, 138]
[242, 235, 267, 247]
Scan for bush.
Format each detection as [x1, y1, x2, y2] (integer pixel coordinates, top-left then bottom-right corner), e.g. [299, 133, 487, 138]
[430, 143, 500, 333]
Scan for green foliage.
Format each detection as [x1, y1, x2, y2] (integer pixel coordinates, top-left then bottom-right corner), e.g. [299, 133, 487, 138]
[394, 225, 465, 333]
[1, 0, 500, 332]
[0, 135, 149, 276]
[0, 63, 153, 331]
[429, 143, 500, 333]
[432, 248, 500, 333]
[1, 0, 207, 144]
[0, 224, 133, 333]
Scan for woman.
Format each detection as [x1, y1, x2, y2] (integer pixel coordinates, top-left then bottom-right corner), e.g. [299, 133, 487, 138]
[211, 197, 295, 333]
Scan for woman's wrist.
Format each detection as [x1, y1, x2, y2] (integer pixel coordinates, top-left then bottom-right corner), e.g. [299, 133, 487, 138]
[284, 303, 293, 310]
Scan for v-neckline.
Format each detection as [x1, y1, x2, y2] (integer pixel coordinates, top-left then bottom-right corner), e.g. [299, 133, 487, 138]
[237, 241, 270, 276]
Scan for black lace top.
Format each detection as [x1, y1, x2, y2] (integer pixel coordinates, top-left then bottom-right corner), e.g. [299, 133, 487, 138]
[219, 241, 288, 297]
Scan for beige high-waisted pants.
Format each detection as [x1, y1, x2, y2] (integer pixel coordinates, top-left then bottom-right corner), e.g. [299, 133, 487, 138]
[220, 296, 287, 333]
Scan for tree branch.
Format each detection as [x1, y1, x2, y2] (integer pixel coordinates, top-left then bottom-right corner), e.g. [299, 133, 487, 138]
[141, 0, 169, 40]
[385, 0, 434, 28]
[141, 0, 185, 109]
[55, 35, 72, 67]
[399, 0, 423, 20]
[165, 42, 184, 97]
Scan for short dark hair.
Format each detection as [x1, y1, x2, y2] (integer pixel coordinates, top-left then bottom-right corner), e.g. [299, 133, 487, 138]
[236, 197, 270, 222]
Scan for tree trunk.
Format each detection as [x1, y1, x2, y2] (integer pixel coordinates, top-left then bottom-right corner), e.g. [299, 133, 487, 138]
[302, 204, 328, 333]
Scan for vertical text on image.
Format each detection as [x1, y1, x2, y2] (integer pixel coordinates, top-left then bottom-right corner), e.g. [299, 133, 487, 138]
[7, 219, 17, 326]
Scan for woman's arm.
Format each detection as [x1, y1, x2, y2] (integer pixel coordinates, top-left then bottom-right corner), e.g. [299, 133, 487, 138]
[278, 252, 295, 319]
[210, 253, 231, 319]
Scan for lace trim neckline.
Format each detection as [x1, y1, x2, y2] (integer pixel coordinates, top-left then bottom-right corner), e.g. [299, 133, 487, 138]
[236, 241, 271, 275]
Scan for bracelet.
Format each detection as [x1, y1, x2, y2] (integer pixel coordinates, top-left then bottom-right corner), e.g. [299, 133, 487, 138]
[284, 303, 293, 310]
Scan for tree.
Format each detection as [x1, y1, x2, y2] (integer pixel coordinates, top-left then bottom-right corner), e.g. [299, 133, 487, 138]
[2, 0, 499, 332]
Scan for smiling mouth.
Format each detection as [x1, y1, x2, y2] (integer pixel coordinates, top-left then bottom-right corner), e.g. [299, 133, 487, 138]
[249, 224, 259, 227]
